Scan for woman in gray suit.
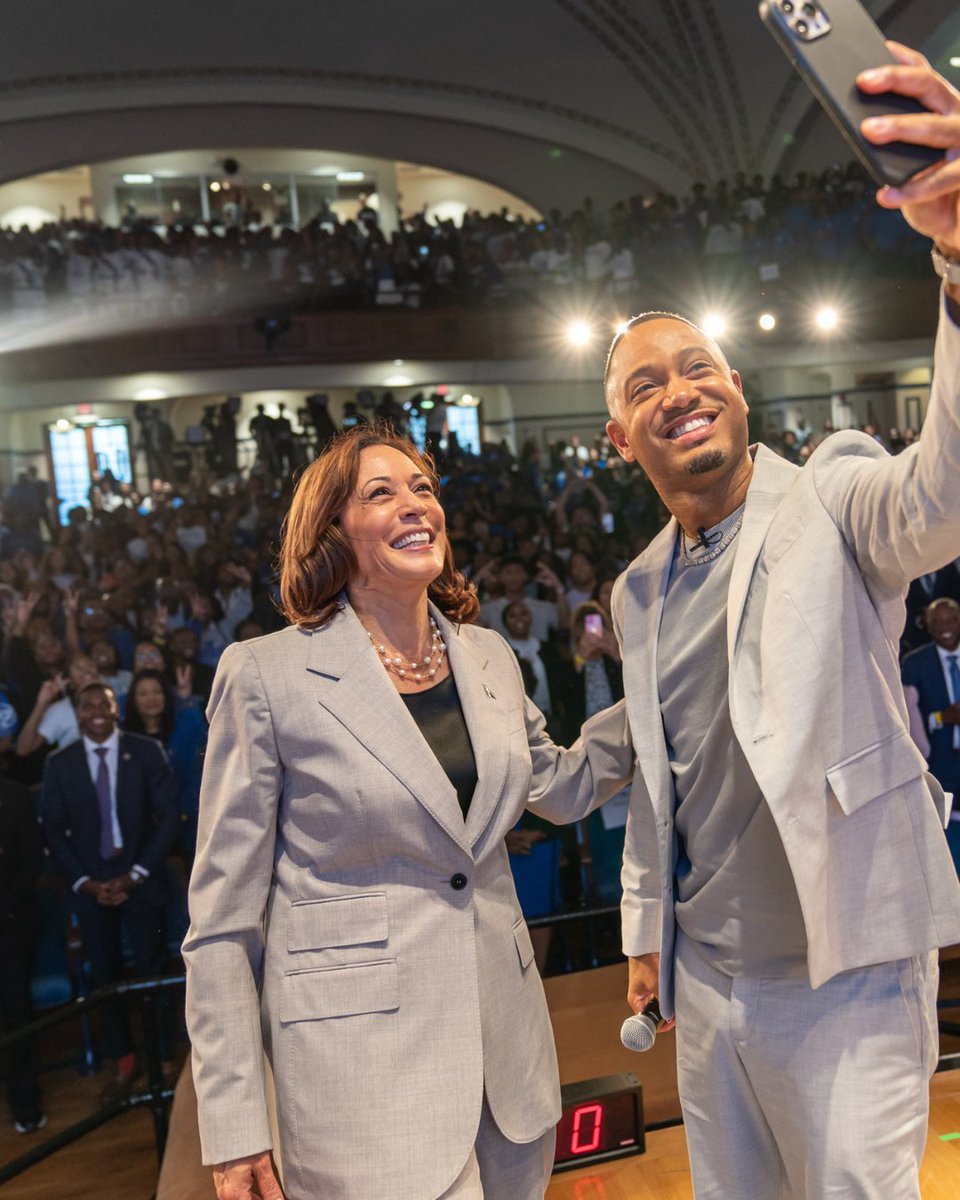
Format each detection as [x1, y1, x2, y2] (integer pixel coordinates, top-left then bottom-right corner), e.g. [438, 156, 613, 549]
[183, 425, 633, 1200]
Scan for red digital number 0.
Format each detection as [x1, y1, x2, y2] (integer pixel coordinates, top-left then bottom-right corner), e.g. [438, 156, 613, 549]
[570, 1102, 603, 1154]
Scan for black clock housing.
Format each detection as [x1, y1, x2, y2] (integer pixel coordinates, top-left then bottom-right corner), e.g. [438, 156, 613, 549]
[553, 1072, 645, 1172]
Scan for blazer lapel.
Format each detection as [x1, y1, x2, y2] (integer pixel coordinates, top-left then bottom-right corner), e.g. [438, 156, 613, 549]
[307, 604, 470, 852]
[622, 521, 676, 819]
[726, 445, 798, 660]
[115, 735, 135, 843]
[435, 609, 511, 847]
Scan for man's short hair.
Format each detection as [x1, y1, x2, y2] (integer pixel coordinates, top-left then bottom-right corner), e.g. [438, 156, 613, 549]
[926, 597, 960, 618]
[75, 681, 117, 705]
[603, 311, 704, 386]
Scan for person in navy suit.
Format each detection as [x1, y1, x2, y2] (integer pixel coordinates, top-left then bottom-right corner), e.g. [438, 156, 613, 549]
[901, 561, 960, 655]
[902, 598, 960, 870]
[41, 681, 180, 1102]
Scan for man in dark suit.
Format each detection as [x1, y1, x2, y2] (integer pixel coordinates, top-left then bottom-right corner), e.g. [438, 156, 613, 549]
[902, 598, 960, 871]
[901, 560, 960, 655]
[41, 681, 179, 1102]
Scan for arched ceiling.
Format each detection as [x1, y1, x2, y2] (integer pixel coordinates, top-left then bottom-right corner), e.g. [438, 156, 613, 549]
[0, 1, 955, 211]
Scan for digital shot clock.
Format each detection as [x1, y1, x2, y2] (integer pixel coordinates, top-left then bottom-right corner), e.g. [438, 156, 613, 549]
[552, 1072, 645, 1172]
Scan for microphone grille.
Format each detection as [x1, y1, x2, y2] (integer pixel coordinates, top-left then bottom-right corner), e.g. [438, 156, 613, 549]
[620, 1012, 656, 1052]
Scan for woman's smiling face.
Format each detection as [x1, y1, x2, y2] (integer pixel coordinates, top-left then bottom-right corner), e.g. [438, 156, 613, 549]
[339, 446, 446, 598]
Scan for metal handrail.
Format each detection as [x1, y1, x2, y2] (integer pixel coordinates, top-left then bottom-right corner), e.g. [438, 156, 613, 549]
[0, 974, 185, 1050]
[0, 974, 185, 1187]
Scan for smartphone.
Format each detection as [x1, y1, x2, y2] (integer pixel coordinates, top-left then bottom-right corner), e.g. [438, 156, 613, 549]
[584, 613, 604, 638]
[759, 0, 942, 187]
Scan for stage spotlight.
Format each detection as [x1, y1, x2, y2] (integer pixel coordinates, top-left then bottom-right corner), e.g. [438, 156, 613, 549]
[566, 320, 593, 347]
[758, 312, 777, 332]
[815, 306, 839, 331]
[701, 313, 728, 339]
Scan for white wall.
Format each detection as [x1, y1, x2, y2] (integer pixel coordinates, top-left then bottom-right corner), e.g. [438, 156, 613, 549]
[90, 148, 400, 233]
[0, 169, 91, 229]
[396, 166, 540, 224]
[744, 354, 933, 435]
[0, 154, 539, 238]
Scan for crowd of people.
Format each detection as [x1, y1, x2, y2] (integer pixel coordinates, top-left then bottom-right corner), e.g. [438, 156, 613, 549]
[0, 157, 933, 323]
[0, 32, 956, 1200]
[2, 389, 958, 1130]
[0, 426, 635, 1132]
[0, 373, 955, 1200]
[0, 171, 955, 1200]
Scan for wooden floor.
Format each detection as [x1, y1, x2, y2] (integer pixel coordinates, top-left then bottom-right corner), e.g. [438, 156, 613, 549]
[2, 960, 959, 1198]
[0, 1059, 163, 1198]
[543, 962, 960, 1200]
[545, 1074, 960, 1199]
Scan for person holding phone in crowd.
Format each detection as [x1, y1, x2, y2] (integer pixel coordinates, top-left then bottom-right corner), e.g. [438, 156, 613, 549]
[603, 43, 960, 1200]
[565, 603, 624, 739]
[183, 425, 633, 1200]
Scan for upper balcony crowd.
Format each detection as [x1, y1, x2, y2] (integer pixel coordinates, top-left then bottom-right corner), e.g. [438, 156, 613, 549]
[0, 158, 933, 321]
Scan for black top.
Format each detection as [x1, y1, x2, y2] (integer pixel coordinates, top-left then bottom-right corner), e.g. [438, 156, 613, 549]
[400, 672, 478, 818]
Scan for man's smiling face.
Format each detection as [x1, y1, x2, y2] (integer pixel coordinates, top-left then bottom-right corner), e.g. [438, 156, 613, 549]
[77, 684, 119, 744]
[604, 317, 750, 494]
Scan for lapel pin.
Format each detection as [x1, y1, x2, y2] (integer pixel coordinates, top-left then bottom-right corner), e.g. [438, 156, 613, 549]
[122, 753, 131, 761]
[483, 684, 496, 700]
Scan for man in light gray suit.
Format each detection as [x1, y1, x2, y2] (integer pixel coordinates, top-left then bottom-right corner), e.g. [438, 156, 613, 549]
[603, 45, 960, 1200]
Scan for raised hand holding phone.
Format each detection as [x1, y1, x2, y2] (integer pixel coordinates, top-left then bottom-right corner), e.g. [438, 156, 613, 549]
[858, 42, 960, 262]
[759, 0, 942, 186]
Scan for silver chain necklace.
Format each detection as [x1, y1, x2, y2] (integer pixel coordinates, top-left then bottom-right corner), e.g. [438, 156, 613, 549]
[678, 510, 745, 568]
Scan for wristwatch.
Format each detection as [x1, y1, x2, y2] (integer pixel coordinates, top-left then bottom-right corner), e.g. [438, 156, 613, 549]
[931, 245, 960, 285]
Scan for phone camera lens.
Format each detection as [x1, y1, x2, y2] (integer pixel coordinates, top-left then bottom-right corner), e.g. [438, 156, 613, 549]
[802, 2, 816, 14]
[782, 0, 794, 12]
[795, 18, 808, 35]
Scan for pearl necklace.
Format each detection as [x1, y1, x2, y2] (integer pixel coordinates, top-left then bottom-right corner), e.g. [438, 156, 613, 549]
[366, 616, 447, 683]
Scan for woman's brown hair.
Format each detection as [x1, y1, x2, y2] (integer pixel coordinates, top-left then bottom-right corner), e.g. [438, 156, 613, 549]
[277, 423, 479, 628]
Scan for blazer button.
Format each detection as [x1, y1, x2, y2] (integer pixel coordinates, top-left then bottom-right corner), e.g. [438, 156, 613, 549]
[450, 873, 468, 891]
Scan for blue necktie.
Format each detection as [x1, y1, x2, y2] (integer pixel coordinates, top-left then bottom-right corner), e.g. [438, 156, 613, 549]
[949, 655, 960, 752]
[95, 747, 117, 859]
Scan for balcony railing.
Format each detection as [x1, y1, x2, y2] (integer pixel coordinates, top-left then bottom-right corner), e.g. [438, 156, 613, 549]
[0, 264, 941, 384]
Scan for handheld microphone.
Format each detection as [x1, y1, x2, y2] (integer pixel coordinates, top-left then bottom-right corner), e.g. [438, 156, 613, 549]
[620, 998, 663, 1053]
